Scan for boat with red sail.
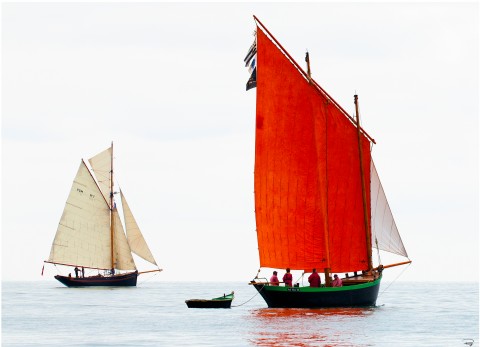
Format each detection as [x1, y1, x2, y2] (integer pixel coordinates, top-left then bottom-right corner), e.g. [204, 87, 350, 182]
[43, 143, 162, 287]
[245, 16, 411, 308]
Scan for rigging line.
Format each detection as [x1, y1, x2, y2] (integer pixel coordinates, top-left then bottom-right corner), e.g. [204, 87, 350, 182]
[137, 271, 159, 285]
[231, 284, 265, 307]
[378, 262, 411, 297]
[295, 273, 304, 285]
[376, 238, 381, 265]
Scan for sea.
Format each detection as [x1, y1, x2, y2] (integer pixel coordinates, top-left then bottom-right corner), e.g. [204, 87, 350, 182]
[2, 281, 478, 347]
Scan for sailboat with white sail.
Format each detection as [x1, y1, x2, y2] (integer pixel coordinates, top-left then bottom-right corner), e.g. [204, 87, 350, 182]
[43, 143, 162, 287]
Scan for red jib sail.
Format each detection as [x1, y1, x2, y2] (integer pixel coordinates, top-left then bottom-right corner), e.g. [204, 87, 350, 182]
[254, 26, 372, 273]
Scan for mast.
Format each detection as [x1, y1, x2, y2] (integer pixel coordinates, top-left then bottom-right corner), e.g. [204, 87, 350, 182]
[354, 95, 373, 272]
[110, 141, 115, 272]
[305, 51, 312, 83]
[306, 51, 332, 286]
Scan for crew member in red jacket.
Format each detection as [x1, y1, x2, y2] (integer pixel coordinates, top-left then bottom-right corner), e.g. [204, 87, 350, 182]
[308, 268, 321, 287]
[283, 268, 293, 287]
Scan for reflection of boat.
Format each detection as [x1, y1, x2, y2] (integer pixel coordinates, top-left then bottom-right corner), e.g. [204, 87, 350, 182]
[249, 307, 375, 346]
[185, 292, 234, 308]
[245, 17, 411, 308]
[44, 143, 162, 287]
[250, 307, 374, 320]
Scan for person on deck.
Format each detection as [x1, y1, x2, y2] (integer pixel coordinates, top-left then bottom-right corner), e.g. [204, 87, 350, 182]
[332, 274, 343, 287]
[74, 267, 79, 278]
[308, 268, 321, 287]
[81, 267, 85, 278]
[270, 271, 280, 286]
[283, 268, 293, 287]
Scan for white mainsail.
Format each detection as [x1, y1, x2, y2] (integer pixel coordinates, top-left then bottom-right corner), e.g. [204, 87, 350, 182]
[88, 147, 112, 205]
[121, 189, 158, 266]
[370, 161, 408, 257]
[48, 161, 112, 269]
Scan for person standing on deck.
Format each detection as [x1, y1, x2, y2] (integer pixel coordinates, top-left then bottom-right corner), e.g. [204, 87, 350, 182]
[283, 268, 293, 287]
[74, 267, 79, 278]
[269, 271, 280, 286]
[308, 268, 321, 287]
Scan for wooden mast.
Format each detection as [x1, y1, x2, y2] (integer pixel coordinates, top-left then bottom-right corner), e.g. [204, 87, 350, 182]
[354, 95, 373, 272]
[305, 51, 312, 83]
[304, 51, 332, 286]
[110, 141, 115, 272]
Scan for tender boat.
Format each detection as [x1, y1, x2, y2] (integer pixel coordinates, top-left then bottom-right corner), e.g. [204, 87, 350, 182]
[186, 292, 234, 308]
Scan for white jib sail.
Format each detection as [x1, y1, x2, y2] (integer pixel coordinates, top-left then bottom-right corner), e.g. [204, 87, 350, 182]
[88, 146, 112, 205]
[370, 161, 408, 257]
[120, 189, 158, 266]
[112, 208, 137, 270]
[48, 161, 112, 269]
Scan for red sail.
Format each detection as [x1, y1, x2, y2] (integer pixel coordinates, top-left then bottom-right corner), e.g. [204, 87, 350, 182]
[254, 27, 372, 273]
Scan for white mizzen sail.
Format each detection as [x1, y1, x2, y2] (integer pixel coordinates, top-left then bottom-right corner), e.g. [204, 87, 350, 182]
[48, 161, 112, 269]
[371, 161, 408, 257]
[121, 189, 158, 266]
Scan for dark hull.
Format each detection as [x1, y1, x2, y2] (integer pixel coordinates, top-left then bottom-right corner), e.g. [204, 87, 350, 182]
[54, 272, 138, 287]
[185, 299, 233, 308]
[253, 277, 381, 308]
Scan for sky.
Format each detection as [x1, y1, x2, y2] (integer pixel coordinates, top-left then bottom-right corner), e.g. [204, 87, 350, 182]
[2, 2, 478, 283]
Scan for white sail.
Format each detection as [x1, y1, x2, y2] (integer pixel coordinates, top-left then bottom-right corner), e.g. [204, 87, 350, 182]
[370, 161, 408, 257]
[48, 161, 112, 269]
[88, 147, 112, 205]
[112, 208, 137, 270]
[120, 189, 158, 266]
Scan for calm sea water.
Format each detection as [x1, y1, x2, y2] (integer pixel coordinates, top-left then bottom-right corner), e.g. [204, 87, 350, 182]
[2, 281, 478, 346]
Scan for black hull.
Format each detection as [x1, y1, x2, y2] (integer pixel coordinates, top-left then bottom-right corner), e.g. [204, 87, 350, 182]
[185, 299, 233, 309]
[253, 277, 381, 308]
[54, 272, 138, 287]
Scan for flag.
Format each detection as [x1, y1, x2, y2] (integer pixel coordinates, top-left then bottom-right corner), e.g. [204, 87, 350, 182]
[244, 39, 257, 91]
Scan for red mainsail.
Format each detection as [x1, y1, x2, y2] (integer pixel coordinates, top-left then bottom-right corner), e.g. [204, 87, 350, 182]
[254, 26, 372, 273]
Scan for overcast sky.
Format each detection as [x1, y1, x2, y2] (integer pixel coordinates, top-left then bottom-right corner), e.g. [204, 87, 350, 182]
[2, 2, 478, 283]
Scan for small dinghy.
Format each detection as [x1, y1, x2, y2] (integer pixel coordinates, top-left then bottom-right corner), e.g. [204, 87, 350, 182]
[185, 291, 234, 308]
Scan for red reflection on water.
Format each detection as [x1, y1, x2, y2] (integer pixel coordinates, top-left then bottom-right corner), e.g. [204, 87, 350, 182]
[250, 307, 374, 320]
[247, 308, 375, 347]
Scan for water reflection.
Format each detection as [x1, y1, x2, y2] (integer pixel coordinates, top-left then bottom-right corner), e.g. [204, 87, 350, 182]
[247, 308, 376, 347]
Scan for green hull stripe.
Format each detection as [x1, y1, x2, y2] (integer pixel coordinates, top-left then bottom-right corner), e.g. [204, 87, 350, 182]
[261, 276, 382, 293]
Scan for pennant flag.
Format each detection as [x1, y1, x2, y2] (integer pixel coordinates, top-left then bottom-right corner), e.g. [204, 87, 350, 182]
[244, 38, 257, 91]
